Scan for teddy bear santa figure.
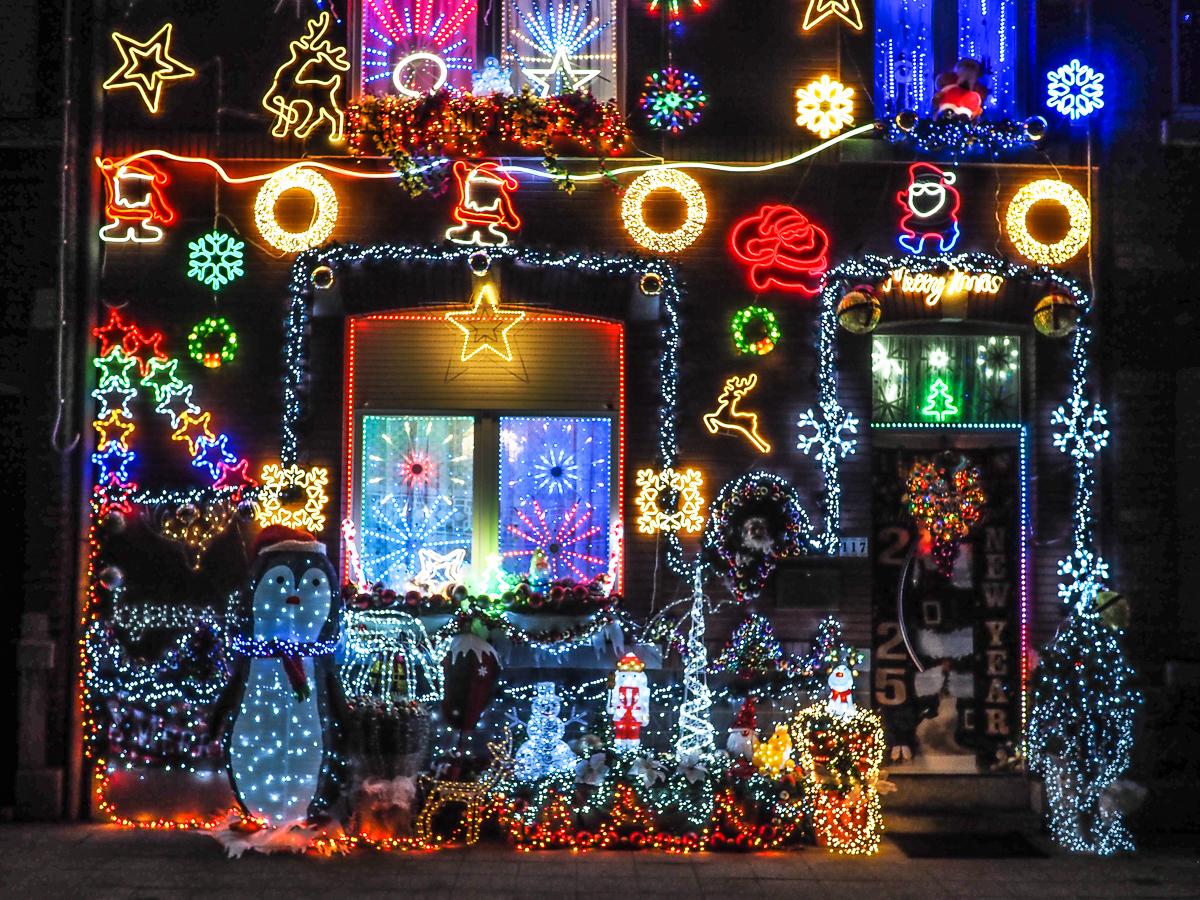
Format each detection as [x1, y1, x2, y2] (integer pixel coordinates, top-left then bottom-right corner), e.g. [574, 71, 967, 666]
[933, 58, 989, 120]
[608, 653, 650, 751]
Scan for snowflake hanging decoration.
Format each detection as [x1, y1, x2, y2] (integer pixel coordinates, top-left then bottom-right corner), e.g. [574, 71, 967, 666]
[1046, 59, 1104, 121]
[647, 0, 704, 19]
[399, 449, 436, 491]
[1057, 546, 1110, 609]
[504, 499, 606, 582]
[640, 67, 707, 135]
[796, 402, 859, 458]
[532, 445, 580, 495]
[794, 74, 855, 139]
[1051, 394, 1110, 459]
[187, 230, 245, 291]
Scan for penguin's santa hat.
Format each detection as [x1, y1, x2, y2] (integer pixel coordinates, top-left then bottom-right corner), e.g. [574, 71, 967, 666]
[731, 696, 757, 732]
[253, 524, 326, 558]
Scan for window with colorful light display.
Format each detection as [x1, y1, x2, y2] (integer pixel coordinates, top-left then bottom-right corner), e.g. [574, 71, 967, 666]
[871, 333, 1022, 424]
[499, 416, 613, 583]
[357, 415, 475, 589]
[503, 0, 619, 101]
[358, 0, 479, 96]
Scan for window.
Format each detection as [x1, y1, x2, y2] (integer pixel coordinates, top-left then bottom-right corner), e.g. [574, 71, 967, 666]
[355, 413, 616, 589]
[874, 0, 1018, 118]
[358, 0, 479, 96]
[499, 416, 612, 582]
[872, 334, 1022, 424]
[358, 415, 475, 587]
[503, 0, 620, 103]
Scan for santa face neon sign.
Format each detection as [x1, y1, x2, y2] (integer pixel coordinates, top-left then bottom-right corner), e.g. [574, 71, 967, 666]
[896, 163, 962, 255]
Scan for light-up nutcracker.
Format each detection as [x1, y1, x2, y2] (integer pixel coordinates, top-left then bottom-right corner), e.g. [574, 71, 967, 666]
[608, 653, 650, 751]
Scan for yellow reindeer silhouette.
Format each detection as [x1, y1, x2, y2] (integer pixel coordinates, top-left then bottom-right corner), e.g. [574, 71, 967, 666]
[702, 373, 771, 453]
[262, 12, 350, 142]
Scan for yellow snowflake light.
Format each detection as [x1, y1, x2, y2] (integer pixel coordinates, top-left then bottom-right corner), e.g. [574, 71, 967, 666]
[255, 463, 331, 533]
[634, 467, 704, 534]
[795, 75, 855, 139]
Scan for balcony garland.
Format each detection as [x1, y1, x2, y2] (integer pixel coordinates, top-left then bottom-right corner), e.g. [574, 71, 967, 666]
[345, 89, 631, 194]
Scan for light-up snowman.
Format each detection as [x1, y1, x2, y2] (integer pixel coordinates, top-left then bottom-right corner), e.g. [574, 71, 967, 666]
[826, 663, 857, 719]
[513, 681, 579, 781]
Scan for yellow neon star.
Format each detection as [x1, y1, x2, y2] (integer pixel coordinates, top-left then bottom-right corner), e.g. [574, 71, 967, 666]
[93, 411, 135, 451]
[171, 411, 215, 456]
[523, 47, 601, 96]
[102, 23, 197, 114]
[801, 0, 863, 31]
[444, 282, 526, 362]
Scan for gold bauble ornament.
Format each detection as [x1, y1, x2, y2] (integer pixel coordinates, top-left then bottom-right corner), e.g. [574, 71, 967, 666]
[837, 290, 881, 334]
[1033, 293, 1081, 337]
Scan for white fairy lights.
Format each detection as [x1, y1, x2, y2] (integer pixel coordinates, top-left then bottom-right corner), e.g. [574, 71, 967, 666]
[620, 169, 708, 254]
[254, 167, 339, 253]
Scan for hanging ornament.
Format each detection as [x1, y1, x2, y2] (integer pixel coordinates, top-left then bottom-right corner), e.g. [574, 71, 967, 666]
[836, 288, 881, 334]
[98, 565, 124, 591]
[640, 67, 707, 135]
[905, 455, 985, 577]
[1033, 293, 1082, 337]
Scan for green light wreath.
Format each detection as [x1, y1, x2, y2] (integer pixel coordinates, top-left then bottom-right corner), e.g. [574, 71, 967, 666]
[187, 316, 238, 369]
[730, 306, 780, 356]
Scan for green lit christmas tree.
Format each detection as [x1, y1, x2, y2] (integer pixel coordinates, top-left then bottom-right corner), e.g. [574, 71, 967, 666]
[921, 377, 959, 422]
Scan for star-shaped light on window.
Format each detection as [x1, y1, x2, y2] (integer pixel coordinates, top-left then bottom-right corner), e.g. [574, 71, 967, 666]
[444, 282, 526, 362]
[523, 46, 601, 96]
[93, 411, 135, 451]
[102, 23, 197, 115]
[412, 547, 468, 594]
[171, 411, 216, 456]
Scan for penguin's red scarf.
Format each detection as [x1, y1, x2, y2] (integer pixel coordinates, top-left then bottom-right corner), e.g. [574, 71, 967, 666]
[231, 637, 338, 702]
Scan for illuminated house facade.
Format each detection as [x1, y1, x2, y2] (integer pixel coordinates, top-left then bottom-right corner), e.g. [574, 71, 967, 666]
[62, 0, 1148, 850]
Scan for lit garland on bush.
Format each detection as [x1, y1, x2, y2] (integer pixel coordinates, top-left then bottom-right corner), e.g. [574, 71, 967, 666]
[640, 67, 707, 134]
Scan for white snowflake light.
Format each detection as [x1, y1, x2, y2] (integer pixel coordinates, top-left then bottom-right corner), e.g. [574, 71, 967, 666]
[1047, 59, 1104, 120]
[1052, 394, 1110, 459]
[1057, 546, 1110, 608]
[796, 402, 858, 458]
[187, 230, 245, 291]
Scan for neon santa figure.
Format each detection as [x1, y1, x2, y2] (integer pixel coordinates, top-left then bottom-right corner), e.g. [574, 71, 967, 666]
[896, 162, 961, 255]
[444, 160, 521, 247]
[608, 652, 650, 751]
[98, 157, 177, 244]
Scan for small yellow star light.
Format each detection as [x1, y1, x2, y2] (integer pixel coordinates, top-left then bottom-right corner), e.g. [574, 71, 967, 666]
[801, 0, 864, 31]
[795, 75, 855, 139]
[444, 282, 526, 362]
[255, 464, 331, 533]
[102, 23, 196, 115]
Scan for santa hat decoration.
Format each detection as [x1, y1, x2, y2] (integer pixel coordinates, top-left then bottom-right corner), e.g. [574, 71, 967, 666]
[616, 652, 645, 673]
[732, 696, 757, 732]
[253, 524, 325, 558]
[911, 161, 956, 186]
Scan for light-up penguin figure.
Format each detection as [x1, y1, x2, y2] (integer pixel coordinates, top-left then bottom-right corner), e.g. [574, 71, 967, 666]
[212, 525, 346, 824]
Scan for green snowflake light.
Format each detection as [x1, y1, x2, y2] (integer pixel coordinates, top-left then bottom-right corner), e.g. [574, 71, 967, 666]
[187, 230, 245, 291]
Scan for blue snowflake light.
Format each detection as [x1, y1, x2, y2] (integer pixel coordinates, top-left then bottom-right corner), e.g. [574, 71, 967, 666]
[1051, 393, 1109, 460]
[1046, 59, 1104, 121]
[187, 230, 245, 291]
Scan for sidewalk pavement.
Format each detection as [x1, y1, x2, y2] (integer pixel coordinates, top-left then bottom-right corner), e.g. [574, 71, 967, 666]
[0, 824, 1196, 899]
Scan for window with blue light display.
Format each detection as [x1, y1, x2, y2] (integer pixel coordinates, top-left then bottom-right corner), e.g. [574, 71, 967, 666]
[358, 414, 475, 588]
[498, 416, 613, 583]
[875, 0, 1018, 119]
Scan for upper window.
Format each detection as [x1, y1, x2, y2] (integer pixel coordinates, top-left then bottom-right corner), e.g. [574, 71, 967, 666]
[503, 0, 620, 103]
[874, 0, 1018, 119]
[872, 334, 1022, 425]
[359, 0, 479, 96]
